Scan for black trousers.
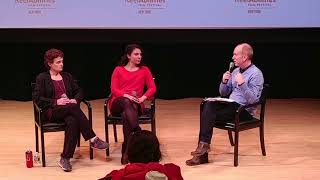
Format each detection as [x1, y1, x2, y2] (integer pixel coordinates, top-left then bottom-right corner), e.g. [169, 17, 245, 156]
[111, 97, 141, 154]
[199, 101, 253, 144]
[50, 103, 96, 158]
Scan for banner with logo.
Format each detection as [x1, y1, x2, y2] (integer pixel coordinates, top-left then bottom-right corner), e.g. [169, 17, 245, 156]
[1, 0, 319, 28]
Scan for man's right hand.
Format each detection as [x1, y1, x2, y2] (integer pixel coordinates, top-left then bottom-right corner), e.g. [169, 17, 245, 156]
[222, 71, 231, 83]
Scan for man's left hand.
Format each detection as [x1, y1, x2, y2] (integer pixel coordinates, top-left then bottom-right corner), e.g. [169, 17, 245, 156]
[235, 73, 245, 85]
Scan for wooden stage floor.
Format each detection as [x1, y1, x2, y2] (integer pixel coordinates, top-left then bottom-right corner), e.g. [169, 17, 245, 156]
[0, 98, 319, 180]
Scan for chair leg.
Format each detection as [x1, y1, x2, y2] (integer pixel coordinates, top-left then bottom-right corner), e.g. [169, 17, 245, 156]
[90, 143, 93, 160]
[259, 126, 266, 156]
[234, 131, 239, 167]
[105, 121, 110, 157]
[40, 131, 46, 167]
[87, 132, 93, 159]
[151, 117, 156, 135]
[228, 130, 234, 146]
[35, 125, 39, 152]
[88, 106, 93, 159]
[113, 124, 118, 142]
[77, 133, 81, 147]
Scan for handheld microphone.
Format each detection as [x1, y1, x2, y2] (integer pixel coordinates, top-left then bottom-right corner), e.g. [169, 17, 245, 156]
[229, 62, 235, 72]
[132, 91, 137, 98]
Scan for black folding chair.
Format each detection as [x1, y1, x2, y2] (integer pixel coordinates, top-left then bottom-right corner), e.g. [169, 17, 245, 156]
[104, 96, 156, 157]
[32, 82, 93, 167]
[210, 84, 269, 166]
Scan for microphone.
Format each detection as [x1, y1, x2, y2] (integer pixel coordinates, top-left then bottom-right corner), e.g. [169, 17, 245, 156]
[228, 62, 235, 73]
[132, 91, 137, 98]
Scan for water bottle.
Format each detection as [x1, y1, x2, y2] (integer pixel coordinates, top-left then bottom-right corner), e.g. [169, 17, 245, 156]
[34, 152, 41, 165]
[25, 150, 33, 168]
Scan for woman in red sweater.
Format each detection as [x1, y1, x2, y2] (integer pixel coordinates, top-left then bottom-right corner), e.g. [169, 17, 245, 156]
[99, 130, 184, 180]
[109, 44, 156, 164]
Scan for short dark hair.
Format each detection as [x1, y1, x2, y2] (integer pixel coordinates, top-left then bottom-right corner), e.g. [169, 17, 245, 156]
[118, 44, 143, 66]
[127, 130, 161, 163]
[44, 48, 64, 70]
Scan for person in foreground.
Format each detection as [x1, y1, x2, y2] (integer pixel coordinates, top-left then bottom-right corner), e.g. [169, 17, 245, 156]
[32, 48, 109, 172]
[185, 43, 264, 166]
[99, 130, 184, 180]
[109, 44, 156, 164]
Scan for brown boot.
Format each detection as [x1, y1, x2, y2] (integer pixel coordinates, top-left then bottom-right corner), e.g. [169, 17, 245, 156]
[191, 142, 210, 156]
[185, 153, 209, 166]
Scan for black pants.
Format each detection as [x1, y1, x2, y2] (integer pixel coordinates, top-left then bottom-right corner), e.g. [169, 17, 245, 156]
[111, 97, 141, 154]
[50, 103, 96, 158]
[199, 101, 253, 144]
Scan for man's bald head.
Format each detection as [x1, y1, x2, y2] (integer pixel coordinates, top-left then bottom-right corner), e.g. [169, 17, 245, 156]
[237, 43, 253, 61]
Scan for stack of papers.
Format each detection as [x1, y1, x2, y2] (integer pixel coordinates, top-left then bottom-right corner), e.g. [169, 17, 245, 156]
[203, 97, 235, 103]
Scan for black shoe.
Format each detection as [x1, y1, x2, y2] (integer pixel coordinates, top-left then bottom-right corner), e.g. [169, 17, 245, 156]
[191, 142, 210, 156]
[185, 153, 209, 166]
[90, 137, 109, 150]
[58, 157, 72, 172]
[121, 153, 128, 165]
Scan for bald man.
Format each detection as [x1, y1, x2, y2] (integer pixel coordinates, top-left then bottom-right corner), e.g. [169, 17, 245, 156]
[186, 43, 264, 166]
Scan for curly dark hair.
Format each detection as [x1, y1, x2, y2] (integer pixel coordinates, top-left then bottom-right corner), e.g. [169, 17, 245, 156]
[127, 130, 161, 163]
[44, 48, 64, 70]
[118, 44, 144, 67]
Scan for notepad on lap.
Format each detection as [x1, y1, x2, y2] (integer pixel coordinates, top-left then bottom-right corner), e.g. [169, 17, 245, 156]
[203, 97, 235, 103]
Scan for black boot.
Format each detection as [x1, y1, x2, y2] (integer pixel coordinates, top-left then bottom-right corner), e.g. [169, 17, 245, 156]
[121, 142, 129, 165]
[191, 142, 210, 156]
[185, 153, 209, 166]
[121, 153, 128, 165]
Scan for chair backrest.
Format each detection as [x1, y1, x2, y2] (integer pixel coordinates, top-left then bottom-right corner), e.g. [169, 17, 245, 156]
[259, 84, 269, 122]
[260, 84, 269, 103]
[31, 82, 41, 124]
[31, 82, 36, 91]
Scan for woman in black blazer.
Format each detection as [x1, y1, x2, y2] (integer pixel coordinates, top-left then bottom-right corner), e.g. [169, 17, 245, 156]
[32, 48, 108, 172]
